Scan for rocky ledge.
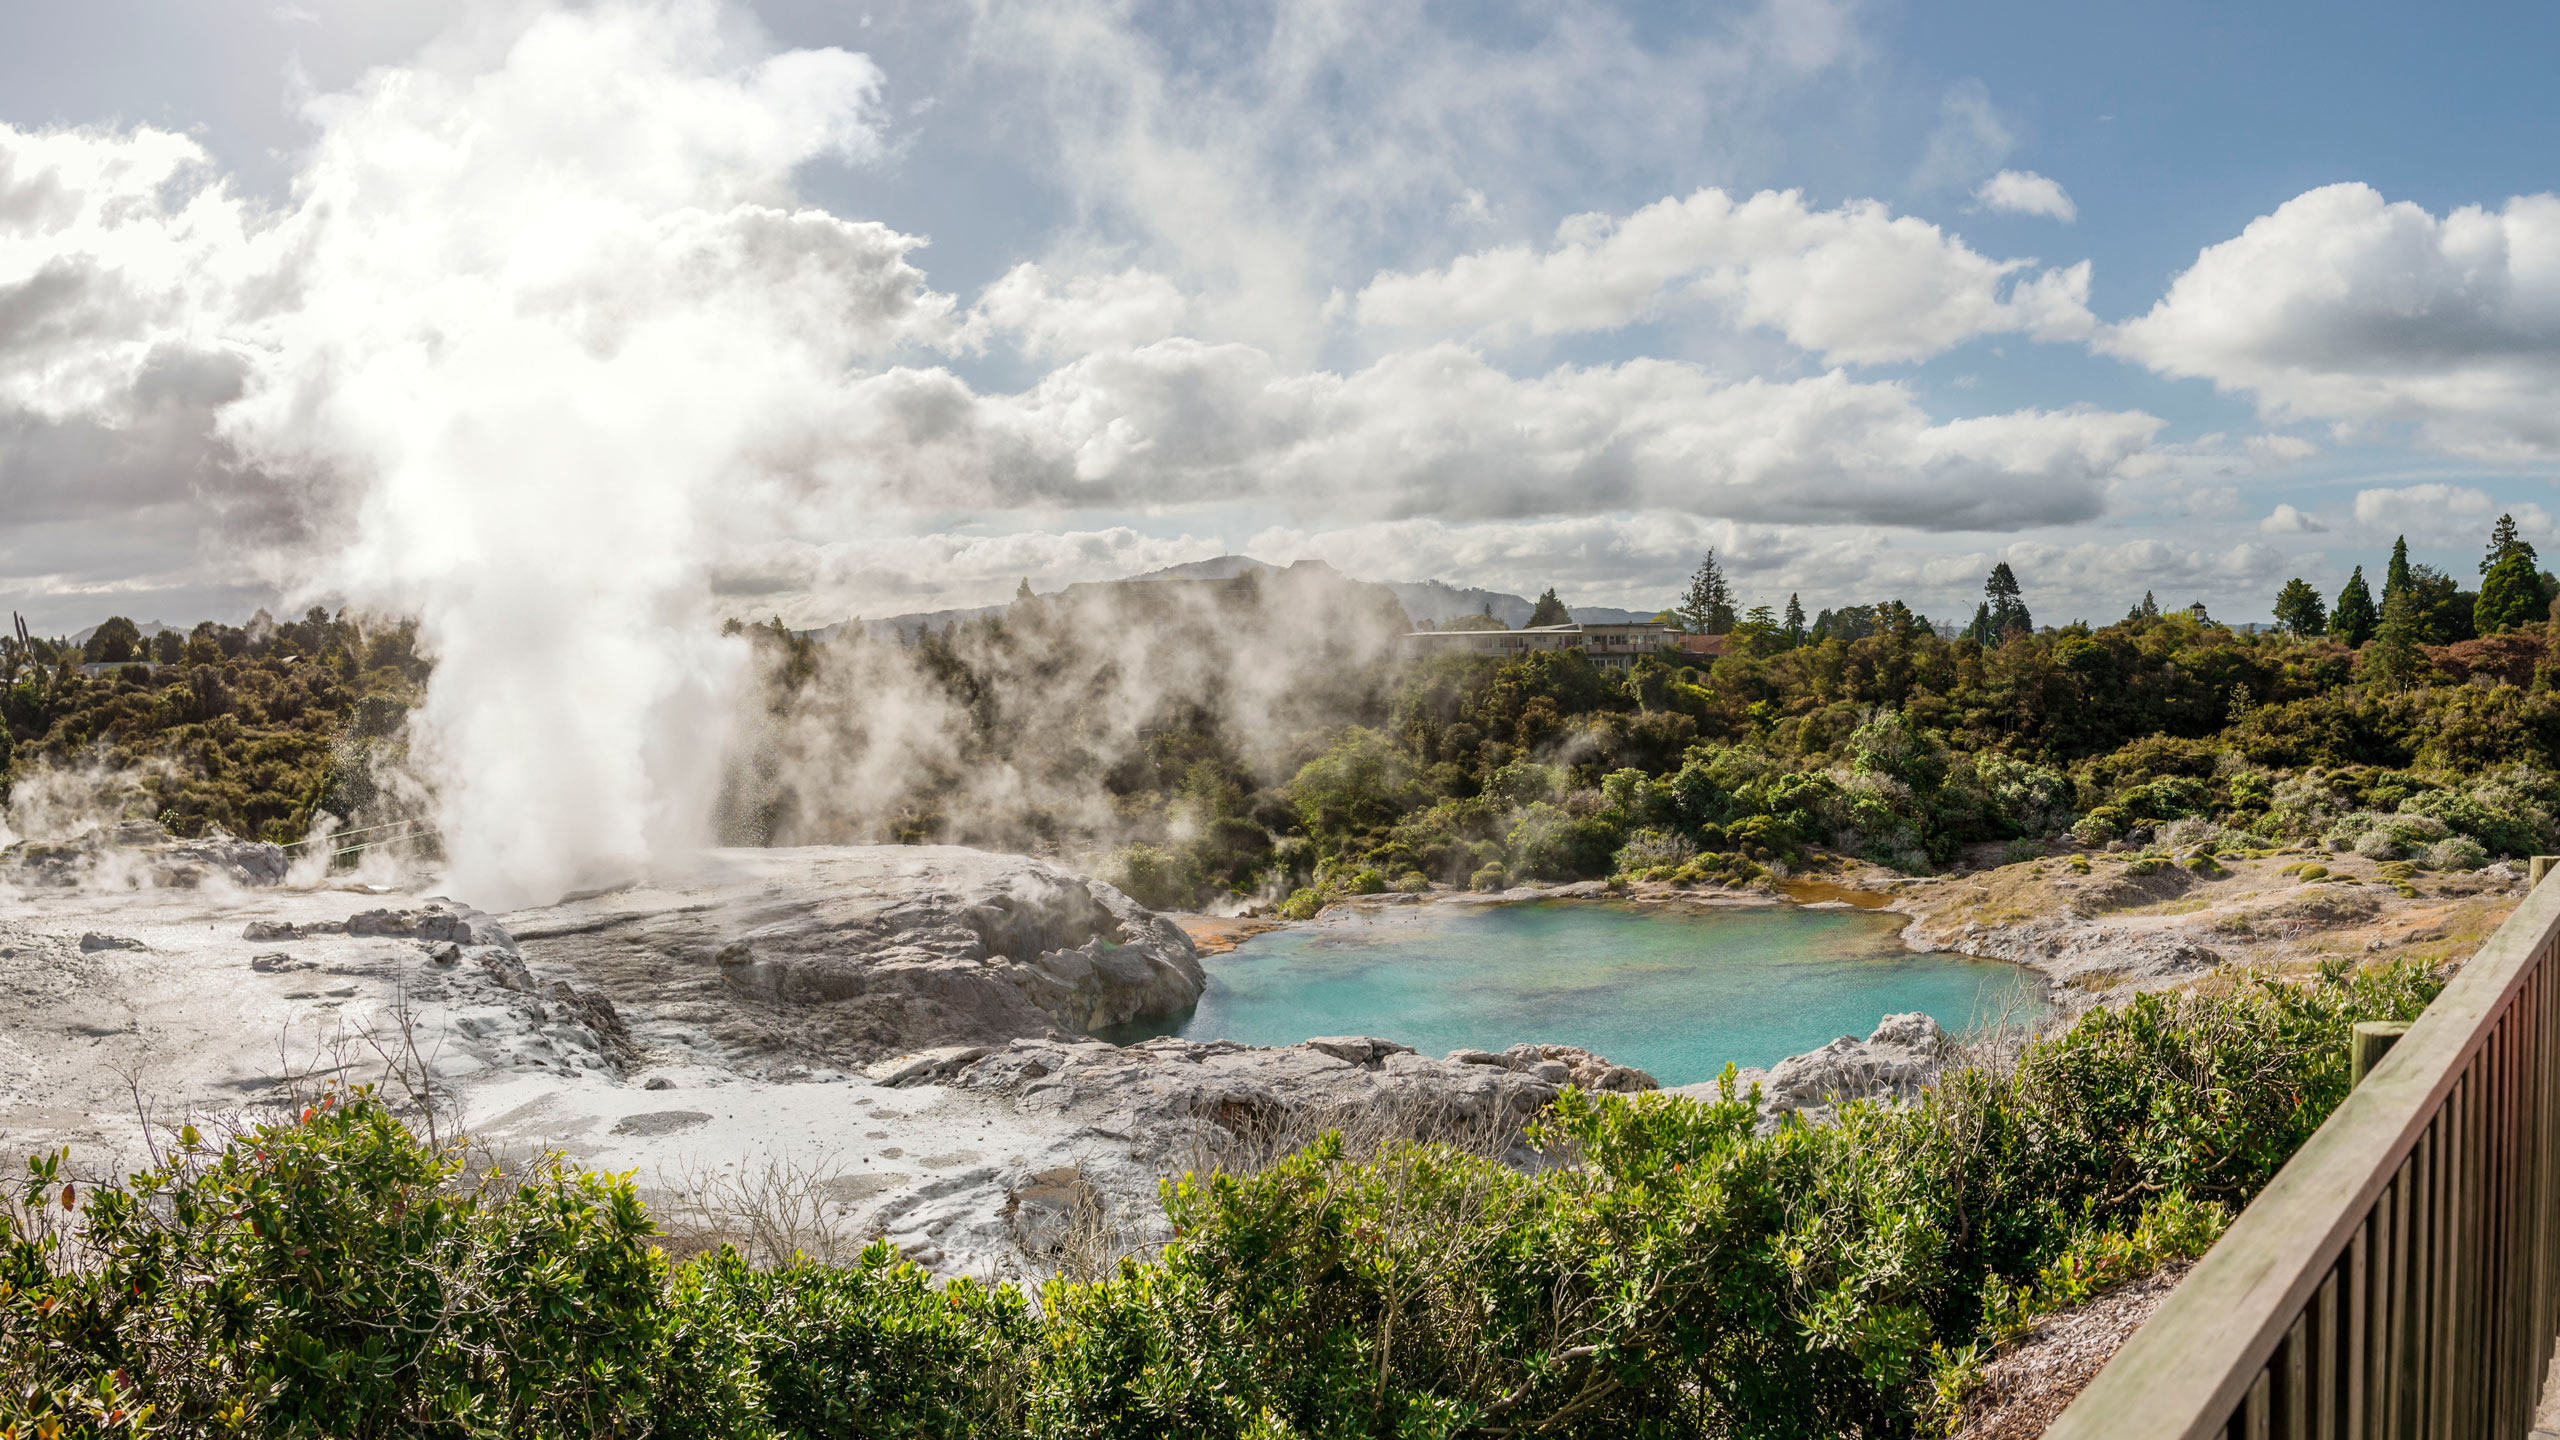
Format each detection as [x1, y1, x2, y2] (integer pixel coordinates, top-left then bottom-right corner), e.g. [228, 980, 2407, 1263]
[1664, 1012, 1954, 1131]
[502, 846, 1207, 1070]
[4, 818, 288, 889]
[1885, 848, 2527, 1006]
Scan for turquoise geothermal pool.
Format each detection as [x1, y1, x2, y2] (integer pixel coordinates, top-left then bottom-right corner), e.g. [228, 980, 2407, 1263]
[1107, 900, 2042, 1087]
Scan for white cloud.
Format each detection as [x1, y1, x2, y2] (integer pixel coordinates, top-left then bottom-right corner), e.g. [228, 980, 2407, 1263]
[967, 263, 1189, 358]
[970, 0, 1860, 356]
[2351, 483, 2496, 530]
[2246, 434, 2318, 464]
[1914, 79, 2013, 190]
[2260, 503, 2326, 534]
[0, 122, 260, 421]
[1356, 188, 2096, 363]
[1974, 169, 2076, 222]
[2110, 184, 2560, 458]
[921, 342, 2160, 528]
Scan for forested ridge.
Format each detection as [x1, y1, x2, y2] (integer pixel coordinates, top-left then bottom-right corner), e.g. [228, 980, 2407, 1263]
[13, 522, 2560, 910]
[0, 609, 426, 844]
[767, 523, 2560, 917]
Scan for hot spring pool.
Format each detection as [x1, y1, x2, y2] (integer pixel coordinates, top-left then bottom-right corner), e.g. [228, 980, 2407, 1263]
[1106, 900, 2042, 1087]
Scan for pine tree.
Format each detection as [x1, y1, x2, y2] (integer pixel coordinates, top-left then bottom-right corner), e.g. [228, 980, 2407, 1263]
[2367, 582, 2422, 690]
[2272, 577, 2328, 636]
[1783, 593, 1806, 646]
[1965, 602, 1996, 646]
[1678, 552, 1735, 634]
[1982, 562, 2032, 638]
[2331, 566, 2379, 647]
[2124, 590, 2162, 622]
[2385, 536, 2412, 603]
[2483, 513, 2537, 574]
[1527, 587, 1571, 627]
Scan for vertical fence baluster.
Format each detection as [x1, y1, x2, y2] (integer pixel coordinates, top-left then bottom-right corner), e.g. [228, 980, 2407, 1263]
[2351, 1213, 2370, 1440]
[2318, 1266, 2342, 1440]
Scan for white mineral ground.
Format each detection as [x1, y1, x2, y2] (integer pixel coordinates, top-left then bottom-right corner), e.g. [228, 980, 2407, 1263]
[0, 835, 2527, 1294]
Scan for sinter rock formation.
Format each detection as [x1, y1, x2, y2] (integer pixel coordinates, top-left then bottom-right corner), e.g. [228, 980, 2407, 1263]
[501, 846, 1207, 1071]
[1663, 1012, 1955, 1131]
[4, 818, 288, 889]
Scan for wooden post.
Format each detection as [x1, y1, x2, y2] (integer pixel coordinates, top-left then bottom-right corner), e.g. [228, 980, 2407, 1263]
[2535, 855, 2560, 885]
[2351, 1020, 2409, 1087]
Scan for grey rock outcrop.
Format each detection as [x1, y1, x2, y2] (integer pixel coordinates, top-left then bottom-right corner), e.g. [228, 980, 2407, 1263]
[501, 846, 1205, 1071]
[6, 821, 287, 890]
[1668, 1012, 1954, 1130]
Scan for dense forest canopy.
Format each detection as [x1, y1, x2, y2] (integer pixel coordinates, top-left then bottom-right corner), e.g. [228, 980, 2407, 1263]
[9, 518, 2560, 910]
[0, 608, 427, 845]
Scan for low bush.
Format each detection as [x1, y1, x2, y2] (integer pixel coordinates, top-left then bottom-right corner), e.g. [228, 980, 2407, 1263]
[3, 964, 2440, 1438]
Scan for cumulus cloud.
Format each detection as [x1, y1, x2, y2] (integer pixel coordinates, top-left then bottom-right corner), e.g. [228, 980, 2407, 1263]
[1974, 169, 2075, 222]
[970, 0, 1859, 355]
[1356, 188, 2095, 362]
[2110, 184, 2560, 458]
[932, 343, 2161, 527]
[0, 123, 261, 421]
[967, 264, 1190, 358]
[2260, 503, 2326, 534]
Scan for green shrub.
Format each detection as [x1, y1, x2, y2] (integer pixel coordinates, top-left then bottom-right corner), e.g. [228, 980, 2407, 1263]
[1468, 861, 1507, 891]
[1, 966, 2444, 1440]
[1104, 844, 1202, 911]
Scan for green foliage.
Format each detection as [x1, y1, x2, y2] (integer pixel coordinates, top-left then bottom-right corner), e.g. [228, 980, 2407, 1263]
[5, 968, 2439, 1439]
[1104, 844, 1204, 911]
[1, 610, 426, 844]
[86, 617, 143, 665]
[1526, 587, 1571, 628]
[2272, 577, 2327, 637]
[2331, 567, 2379, 647]
[1679, 551, 1736, 635]
[2477, 550, 2544, 634]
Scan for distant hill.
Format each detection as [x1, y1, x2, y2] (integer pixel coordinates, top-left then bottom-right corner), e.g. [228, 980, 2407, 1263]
[823, 555, 1672, 639]
[68, 619, 179, 646]
[1390, 579, 1668, 629]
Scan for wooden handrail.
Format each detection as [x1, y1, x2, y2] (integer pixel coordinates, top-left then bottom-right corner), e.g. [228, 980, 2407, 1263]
[2046, 869, 2560, 1438]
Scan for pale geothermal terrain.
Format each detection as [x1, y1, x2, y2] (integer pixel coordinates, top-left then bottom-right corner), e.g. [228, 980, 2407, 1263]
[0, 836, 1646, 1282]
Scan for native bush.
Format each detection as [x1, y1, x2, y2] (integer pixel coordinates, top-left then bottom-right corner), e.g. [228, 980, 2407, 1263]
[3, 963, 2442, 1439]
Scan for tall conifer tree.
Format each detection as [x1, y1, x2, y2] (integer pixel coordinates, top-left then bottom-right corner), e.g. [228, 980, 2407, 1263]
[1678, 552, 1735, 634]
[2384, 536, 2413, 602]
[2331, 566, 2379, 646]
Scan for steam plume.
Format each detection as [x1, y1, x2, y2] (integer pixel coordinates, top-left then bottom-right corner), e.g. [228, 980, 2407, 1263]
[211, 1, 953, 906]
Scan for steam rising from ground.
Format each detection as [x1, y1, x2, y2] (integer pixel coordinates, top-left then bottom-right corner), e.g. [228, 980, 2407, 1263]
[214, 3, 956, 906]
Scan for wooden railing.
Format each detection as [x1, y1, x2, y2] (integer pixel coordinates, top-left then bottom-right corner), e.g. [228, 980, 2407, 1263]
[2046, 868, 2560, 1439]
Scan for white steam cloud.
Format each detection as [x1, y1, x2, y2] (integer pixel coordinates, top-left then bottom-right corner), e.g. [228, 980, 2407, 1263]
[215, 2, 966, 907]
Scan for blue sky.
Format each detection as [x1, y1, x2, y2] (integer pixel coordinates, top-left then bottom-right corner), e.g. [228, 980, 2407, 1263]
[2, 0, 2557, 633]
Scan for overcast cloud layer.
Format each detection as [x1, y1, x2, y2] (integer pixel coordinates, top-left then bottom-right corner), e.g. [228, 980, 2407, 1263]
[1, 0, 2557, 645]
